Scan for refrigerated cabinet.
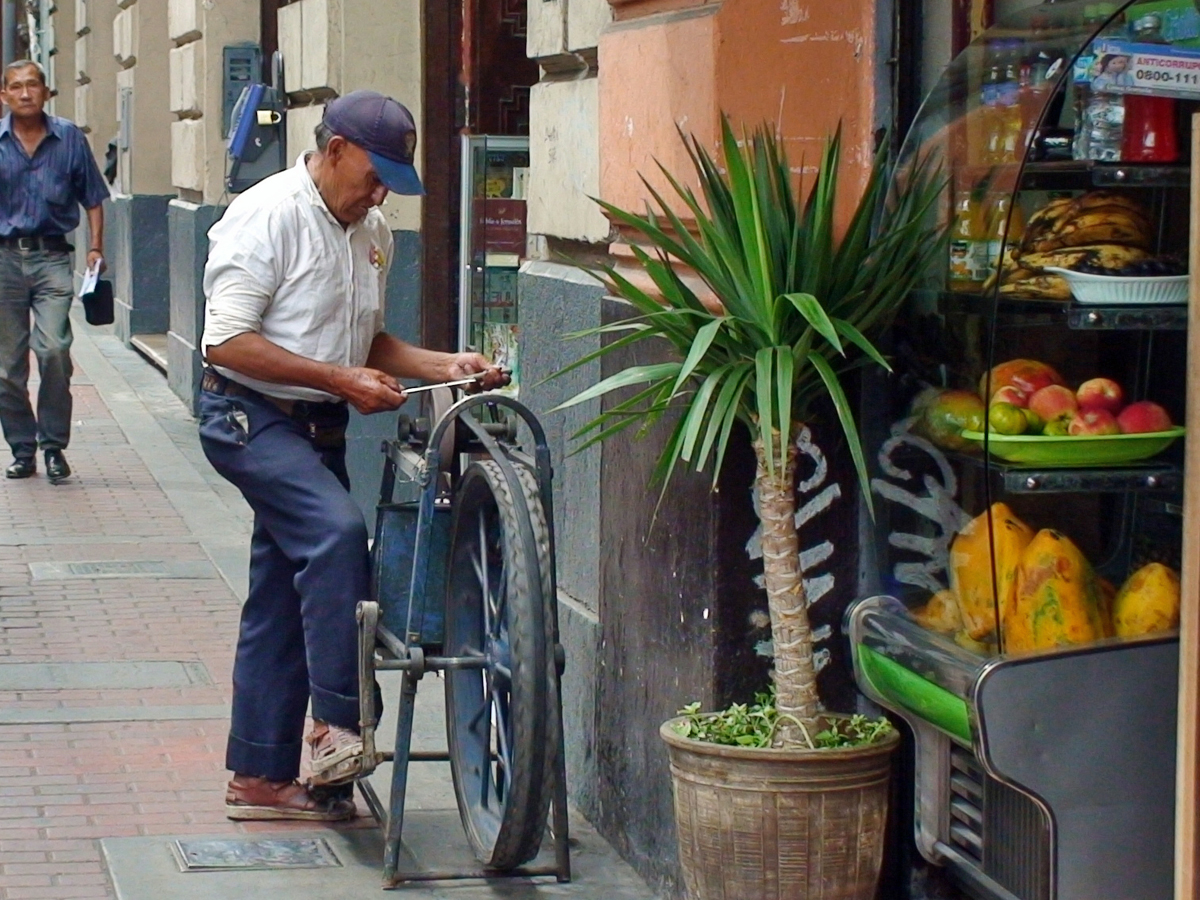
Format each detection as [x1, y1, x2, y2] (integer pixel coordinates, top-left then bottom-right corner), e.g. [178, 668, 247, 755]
[847, 3, 1197, 898]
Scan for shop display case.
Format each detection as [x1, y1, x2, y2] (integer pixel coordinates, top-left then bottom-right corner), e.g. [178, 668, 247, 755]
[847, 3, 1196, 898]
[458, 135, 530, 395]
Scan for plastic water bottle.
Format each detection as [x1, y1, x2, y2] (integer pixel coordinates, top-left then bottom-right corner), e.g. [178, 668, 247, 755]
[1074, 3, 1127, 162]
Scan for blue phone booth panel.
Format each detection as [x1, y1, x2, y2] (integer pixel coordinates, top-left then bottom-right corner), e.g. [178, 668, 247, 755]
[371, 503, 452, 647]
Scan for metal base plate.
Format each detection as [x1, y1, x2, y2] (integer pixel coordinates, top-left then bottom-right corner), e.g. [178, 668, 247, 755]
[171, 838, 342, 872]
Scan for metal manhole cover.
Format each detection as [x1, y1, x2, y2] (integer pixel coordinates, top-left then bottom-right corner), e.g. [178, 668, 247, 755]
[68, 561, 168, 576]
[171, 838, 342, 872]
[28, 560, 217, 581]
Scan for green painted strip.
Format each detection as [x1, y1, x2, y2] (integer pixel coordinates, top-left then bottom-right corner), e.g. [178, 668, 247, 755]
[858, 645, 973, 743]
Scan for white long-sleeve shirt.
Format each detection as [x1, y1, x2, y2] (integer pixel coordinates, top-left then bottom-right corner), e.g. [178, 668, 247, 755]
[201, 154, 394, 402]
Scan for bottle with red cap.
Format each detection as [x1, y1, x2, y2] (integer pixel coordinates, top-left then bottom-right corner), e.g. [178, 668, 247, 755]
[1121, 13, 1179, 163]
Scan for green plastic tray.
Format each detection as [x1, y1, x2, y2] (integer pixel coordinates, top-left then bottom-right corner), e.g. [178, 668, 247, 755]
[960, 427, 1184, 466]
[857, 645, 973, 744]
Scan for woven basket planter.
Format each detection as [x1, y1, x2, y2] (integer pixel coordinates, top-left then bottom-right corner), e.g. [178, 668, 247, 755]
[660, 716, 900, 900]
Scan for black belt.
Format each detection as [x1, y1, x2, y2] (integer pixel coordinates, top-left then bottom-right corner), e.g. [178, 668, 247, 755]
[201, 367, 348, 448]
[0, 235, 71, 252]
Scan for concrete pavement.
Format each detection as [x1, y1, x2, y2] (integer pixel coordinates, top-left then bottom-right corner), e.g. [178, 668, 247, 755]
[0, 311, 654, 900]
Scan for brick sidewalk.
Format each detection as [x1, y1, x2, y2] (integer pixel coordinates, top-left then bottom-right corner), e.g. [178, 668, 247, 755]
[0, 346, 367, 899]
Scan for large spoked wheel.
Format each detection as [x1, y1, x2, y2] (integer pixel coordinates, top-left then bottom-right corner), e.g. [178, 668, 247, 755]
[444, 459, 555, 869]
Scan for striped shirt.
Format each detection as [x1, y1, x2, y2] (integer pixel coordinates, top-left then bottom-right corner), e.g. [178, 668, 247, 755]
[0, 113, 110, 238]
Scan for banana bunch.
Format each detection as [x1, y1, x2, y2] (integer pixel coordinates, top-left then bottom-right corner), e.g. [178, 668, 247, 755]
[1021, 192, 1153, 254]
[988, 191, 1153, 300]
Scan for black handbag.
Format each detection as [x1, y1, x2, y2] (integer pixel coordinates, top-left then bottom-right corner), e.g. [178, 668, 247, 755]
[81, 279, 114, 326]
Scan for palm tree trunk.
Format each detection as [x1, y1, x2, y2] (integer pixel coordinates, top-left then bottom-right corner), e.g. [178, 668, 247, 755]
[753, 430, 820, 747]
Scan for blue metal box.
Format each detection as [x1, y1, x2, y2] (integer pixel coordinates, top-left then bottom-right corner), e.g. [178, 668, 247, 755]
[370, 502, 452, 647]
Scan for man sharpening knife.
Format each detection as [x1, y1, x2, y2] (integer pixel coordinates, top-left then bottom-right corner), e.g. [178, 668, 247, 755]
[199, 90, 507, 820]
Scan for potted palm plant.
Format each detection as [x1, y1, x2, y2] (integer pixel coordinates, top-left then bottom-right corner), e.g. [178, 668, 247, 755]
[555, 117, 946, 900]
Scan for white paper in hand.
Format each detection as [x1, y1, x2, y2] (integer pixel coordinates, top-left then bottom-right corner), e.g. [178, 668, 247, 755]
[79, 259, 101, 299]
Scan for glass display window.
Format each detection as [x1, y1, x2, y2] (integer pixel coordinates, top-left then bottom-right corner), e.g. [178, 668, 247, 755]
[848, 4, 1193, 896]
[459, 135, 530, 396]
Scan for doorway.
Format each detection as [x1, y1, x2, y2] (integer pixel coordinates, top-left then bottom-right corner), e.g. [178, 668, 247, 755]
[421, 0, 538, 353]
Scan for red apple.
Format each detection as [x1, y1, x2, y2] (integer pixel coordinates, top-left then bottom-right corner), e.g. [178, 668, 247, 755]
[1117, 401, 1173, 434]
[1068, 408, 1121, 436]
[1028, 384, 1078, 427]
[1076, 377, 1125, 415]
[981, 359, 1065, 402]
[992, 385, 1029, 408]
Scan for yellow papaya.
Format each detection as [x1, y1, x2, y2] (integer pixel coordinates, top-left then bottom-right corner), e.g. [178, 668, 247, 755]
[911, 589, 963, 635]
[1004, 529, 1106, 653]
[1112, 563, 1181, 638]
[954, 630, 996, 656]
[949, 503, 1034, 640]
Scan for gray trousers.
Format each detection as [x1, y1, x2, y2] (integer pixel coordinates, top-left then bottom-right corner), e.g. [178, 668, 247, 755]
[0, 247, 74, 457]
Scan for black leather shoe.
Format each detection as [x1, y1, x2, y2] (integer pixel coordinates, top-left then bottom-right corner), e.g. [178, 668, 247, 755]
[44, 450, 70, 483]
[5, 457, 35, 479]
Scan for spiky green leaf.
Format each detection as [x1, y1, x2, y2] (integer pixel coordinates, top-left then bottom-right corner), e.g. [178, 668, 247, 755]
[552, 363, 680, 411]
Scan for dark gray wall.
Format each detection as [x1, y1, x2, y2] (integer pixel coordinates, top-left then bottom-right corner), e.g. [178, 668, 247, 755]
[593, 295, 722, 898]
[518, 262, 606, 821]
[518, 267, 767, 899]
[167, 201, 224, 411]
[108, 194, 172, 343]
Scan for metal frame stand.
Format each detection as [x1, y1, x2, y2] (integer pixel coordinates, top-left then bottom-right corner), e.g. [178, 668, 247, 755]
[354, 394, 571, 889]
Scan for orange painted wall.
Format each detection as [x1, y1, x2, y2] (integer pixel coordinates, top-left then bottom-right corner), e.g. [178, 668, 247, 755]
[599, 0, 881, 233]
[598, 10, 719, 220]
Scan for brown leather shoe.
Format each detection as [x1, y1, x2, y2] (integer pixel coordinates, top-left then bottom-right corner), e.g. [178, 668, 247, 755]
[306, 720, 366, 787]
[225, 774, 356, 821]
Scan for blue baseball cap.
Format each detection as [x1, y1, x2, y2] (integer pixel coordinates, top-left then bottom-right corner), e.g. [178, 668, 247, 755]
[323, 90, 424, 196]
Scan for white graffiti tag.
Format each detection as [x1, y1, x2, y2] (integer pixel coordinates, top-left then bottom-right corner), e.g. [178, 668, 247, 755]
[871, 417, 970, 595]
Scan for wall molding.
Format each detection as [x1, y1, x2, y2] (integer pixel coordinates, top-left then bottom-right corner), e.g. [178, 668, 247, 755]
[606, 0, 720, 25]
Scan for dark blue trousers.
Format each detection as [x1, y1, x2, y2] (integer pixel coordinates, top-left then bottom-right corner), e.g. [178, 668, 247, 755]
[198, 388, 367, 781]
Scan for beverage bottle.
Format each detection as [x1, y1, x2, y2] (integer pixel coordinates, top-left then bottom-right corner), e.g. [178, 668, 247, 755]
[1019, 16, 1063, 154]
[1122, 13, 1179, 162]
[999, 40, 1025, 163]
[984, 194, 1027, 280]
[1074, 3, 1127, 161]
[981, 42, 1005, 165]
[949, 190, 988, 293]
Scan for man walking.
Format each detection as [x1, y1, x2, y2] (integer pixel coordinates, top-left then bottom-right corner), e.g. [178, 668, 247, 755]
[0, 60, 109, 483]
[200, 91, 505, 820]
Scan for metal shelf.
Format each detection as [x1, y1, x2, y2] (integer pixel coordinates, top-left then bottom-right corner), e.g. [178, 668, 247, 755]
[951, 449, 1181, 495]
[958, 160, 1189, 190]
[1065, 304, 1187, 331]
[1020, 160, 1190, 190]
[989, 462, 1180, 495]
[894, 444, 1182, 495]
[932, 292, 1186, 331]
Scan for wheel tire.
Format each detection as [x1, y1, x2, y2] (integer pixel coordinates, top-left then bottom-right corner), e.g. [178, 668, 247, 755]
[444, 459, 552, 869]
[511, 462, 559, 850]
